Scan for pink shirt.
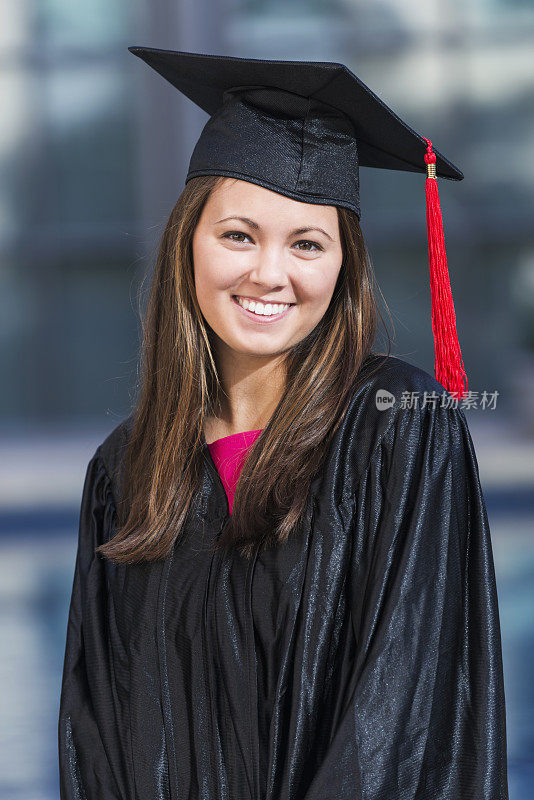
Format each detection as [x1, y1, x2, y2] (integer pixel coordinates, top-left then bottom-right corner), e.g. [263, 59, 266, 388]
[207, 429, 263, 514]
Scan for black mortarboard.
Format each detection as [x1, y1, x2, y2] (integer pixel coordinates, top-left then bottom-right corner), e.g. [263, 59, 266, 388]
[128, 46, 468, 399]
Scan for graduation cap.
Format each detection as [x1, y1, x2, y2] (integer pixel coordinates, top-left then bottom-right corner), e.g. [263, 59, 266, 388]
[128, 46, 468, 399]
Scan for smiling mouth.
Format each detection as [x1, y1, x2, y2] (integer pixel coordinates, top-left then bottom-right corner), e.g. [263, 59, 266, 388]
[231, 295, 295, 322]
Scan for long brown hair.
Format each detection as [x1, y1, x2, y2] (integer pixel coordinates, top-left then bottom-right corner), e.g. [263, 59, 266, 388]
[95, 175, 392, 564]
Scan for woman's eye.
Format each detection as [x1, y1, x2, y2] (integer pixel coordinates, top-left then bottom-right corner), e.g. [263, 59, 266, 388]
[294, 240, 322, 252]
[223, 231, 251, 243]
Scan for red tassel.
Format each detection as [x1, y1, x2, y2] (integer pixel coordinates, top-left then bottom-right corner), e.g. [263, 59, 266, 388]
[423, 137, 468, 400]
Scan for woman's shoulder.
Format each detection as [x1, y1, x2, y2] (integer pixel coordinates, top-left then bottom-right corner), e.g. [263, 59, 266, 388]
[350, 353, 465, 419]
[340, 354, 468, 484]
[91, 413, 134, 498]
[355, 352, 455, 399]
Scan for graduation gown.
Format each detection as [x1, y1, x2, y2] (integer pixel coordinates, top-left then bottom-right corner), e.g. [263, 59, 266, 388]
[58, 354, 509, 800]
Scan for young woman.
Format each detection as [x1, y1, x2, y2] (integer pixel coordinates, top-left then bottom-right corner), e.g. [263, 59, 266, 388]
[58, 49, 509, 800]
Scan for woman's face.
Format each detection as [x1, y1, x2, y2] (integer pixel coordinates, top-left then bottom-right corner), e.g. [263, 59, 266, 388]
[192, 178, 343, 359]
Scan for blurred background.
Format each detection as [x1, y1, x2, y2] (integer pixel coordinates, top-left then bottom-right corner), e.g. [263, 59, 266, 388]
[0, 0, 533, 797]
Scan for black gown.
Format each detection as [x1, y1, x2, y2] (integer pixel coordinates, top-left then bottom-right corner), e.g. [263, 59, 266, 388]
[58, 354, 509, 800]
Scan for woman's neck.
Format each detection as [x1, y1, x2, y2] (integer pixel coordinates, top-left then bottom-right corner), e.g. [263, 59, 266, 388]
[205, 350, 286, 443]
[204, 417, 264, 445]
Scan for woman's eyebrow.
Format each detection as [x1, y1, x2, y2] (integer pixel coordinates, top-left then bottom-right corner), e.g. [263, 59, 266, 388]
[214, 216, 334, 242]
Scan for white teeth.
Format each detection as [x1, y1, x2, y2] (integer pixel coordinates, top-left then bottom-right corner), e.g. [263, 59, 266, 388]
[235, 296, 291, 316]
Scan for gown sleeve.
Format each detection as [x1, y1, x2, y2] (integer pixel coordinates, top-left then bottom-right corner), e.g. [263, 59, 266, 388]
[58, 448, 126, 800]
[336, 402, 507, 799]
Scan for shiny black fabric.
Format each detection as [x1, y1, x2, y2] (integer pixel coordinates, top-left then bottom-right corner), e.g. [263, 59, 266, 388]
[127, 47, 464, 219]
[58, 355, 509, 800]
